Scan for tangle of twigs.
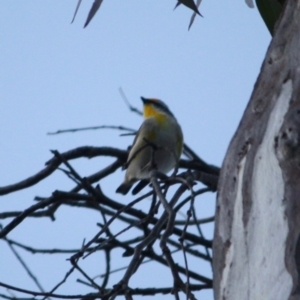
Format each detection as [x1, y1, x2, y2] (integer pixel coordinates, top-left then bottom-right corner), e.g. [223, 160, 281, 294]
[1, 100, 219, 299]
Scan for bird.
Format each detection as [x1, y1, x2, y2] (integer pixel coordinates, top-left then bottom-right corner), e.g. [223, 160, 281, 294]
[116, 97, 183, 195]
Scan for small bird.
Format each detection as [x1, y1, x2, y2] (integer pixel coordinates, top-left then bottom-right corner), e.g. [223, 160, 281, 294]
[116, 97, 183, 195]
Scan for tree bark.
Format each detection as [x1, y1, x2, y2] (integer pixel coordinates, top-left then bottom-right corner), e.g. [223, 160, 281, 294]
[213, 0, 300, 299]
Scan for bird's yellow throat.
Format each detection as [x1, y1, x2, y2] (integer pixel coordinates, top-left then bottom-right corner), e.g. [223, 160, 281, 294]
[143, 104, 166, 124]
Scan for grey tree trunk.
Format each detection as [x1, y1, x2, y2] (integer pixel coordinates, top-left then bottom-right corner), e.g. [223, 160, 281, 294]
[213, 0, 300, 299]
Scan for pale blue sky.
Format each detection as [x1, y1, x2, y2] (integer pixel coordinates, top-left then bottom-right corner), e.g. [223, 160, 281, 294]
[1, 1, 270, 299]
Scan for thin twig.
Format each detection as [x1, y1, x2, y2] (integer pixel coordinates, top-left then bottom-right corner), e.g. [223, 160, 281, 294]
[47, 125, 135, 135]
[118, 87, 142, 116]
[0, 197, 58, 238]
[42, 267, 76, 300]
[4, 239, 46, 293]
[0, 147, 127, 196]
[120, 184, 187, 287]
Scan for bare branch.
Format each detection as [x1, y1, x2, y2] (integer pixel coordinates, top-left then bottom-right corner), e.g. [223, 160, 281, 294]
[0, 147, 127, 196]
[1, 122, 215, 298]
[0, 197, 58, 238]
[47, 125, 135, 136]
[4, 238, 45, 293]
[118, 88, 143, 116]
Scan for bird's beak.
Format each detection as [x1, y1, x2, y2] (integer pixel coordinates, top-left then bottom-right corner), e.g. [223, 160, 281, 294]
[141, 96, 149, 104]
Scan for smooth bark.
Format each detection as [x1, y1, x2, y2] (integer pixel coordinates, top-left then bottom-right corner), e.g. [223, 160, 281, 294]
[213, 0, 300, 299]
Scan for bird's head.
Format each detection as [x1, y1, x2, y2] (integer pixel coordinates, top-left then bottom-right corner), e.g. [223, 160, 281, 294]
[141, 97, 174, 119]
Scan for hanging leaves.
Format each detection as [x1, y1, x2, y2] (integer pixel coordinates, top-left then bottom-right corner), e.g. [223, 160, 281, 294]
[174, 0, 202, 16]
[71, 0, 202, 29]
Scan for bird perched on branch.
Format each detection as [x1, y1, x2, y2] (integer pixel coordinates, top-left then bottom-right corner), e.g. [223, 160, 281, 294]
[116, 97, 183, 195]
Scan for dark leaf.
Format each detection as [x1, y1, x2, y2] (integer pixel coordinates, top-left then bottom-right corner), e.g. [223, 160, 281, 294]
[84, 0, 104, 28]
[71, 0, 82, 23]
[255, 0, 284, 35]
[188, 0, 203, 30]
[174, 0, 202, 16]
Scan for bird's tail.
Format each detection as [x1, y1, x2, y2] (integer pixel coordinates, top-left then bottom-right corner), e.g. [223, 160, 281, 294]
[116, 182, 133, 195]
[132, 180, 149, 195]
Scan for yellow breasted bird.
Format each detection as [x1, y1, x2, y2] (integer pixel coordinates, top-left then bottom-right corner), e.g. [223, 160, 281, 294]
[116, 97, 183, 195]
